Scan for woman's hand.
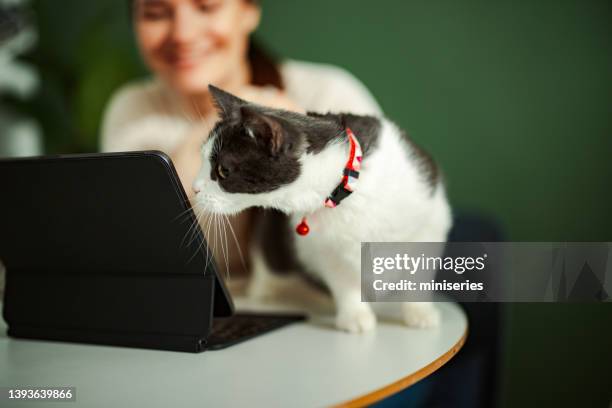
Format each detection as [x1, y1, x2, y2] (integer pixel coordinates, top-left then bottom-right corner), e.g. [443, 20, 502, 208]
[171, 118, 215, 198]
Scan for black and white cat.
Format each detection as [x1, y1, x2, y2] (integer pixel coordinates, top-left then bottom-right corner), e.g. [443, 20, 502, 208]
[193, 85, 452, 333]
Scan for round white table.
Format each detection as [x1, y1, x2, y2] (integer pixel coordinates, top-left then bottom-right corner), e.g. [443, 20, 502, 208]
[0, 287, 467, 408]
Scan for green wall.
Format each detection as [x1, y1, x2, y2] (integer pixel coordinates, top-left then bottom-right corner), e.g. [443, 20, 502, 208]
[17, 1, 612, 406]
[257, 0, 612, 243]
[255, 3, 612, 407]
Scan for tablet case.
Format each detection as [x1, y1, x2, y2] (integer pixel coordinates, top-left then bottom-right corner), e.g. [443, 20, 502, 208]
[0, 151, 233, 352]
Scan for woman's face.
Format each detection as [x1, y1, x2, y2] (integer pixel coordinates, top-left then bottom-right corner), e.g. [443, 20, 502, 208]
[134, 0, 260, 95]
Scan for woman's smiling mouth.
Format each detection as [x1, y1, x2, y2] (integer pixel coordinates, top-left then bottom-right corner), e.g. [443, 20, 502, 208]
[164, 46, 215, 69]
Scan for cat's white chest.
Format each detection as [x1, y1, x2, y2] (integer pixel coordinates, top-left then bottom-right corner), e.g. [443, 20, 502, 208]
[289, 209, 365, 278]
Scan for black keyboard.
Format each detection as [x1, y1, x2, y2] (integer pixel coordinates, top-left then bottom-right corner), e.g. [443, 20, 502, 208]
[206, 312, 306, 350]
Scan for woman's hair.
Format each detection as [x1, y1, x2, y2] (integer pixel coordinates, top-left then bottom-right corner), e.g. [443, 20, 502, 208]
[247, 40, 283, 89]
[128, 0, 284, 90]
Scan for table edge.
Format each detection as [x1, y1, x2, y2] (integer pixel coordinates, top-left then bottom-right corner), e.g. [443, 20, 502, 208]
[332, 322, 468, 408]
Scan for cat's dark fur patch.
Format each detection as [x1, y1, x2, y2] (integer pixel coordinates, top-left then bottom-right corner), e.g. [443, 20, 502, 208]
[208, 85, 382, 195]
[400, 130, 440, 191]
[305, 112, 380, 156]
[207, 85, 438, 196]
[209, 119, 302, 194]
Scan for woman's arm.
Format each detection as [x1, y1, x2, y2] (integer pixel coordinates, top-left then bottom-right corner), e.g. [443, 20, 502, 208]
[100, 82, 192, 154]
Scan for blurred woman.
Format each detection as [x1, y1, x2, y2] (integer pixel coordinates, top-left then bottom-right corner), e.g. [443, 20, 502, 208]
[100, 0, 382, 275]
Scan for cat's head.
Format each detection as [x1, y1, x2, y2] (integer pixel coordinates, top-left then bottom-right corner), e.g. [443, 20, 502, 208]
[192, 85, 341, 215]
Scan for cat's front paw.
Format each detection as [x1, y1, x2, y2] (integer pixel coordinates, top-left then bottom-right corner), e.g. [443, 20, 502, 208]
[402, 302, 440, 328]
[336, 304, 377, 333]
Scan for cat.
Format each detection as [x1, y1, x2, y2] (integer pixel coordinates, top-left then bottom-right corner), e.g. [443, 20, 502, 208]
[192, 85, 452, 333]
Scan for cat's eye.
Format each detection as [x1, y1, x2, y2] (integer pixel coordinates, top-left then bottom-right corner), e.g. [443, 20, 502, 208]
[217, 164, 229, 179]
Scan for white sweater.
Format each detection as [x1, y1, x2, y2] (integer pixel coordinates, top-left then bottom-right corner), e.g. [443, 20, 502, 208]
[100, 60, 383, 153]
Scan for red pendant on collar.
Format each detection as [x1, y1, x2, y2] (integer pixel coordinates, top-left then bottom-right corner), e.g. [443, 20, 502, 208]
[296, 127, 362, 236]
[296, 217, 310, 236]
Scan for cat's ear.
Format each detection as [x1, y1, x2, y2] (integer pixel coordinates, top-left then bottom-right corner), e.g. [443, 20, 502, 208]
[240, 106, 286, 156]
[208, 85, 246, 119]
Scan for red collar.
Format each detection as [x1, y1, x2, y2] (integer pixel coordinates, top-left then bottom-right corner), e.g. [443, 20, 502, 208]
[296, 128, 363, 236]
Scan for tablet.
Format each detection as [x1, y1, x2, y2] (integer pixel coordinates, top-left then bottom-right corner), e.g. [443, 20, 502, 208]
[0, 151, 237, 351]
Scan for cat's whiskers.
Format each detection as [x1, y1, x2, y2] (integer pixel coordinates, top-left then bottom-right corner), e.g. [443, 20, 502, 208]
[215, 214, 221, 274]
[211, 213, 217, 272]
[192, 211, 209, 267]
[220, 213, 230, 281]
[212, 213, 228, 280]
[180, 205, 234, 282]
[186, 206, 209, 263]
[187, 212, 207, 249]
[185, 202, 209, 247]
[180, 206, 203, 249]
[215, 213, 229, 280]
[172, 203, 199, 222]
[202, 210, 216, 270]
[222, 214, 248, 276]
